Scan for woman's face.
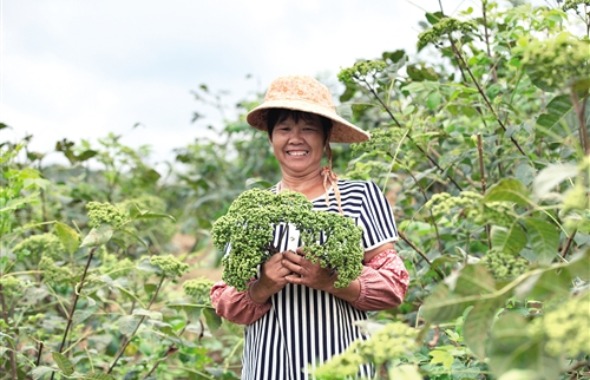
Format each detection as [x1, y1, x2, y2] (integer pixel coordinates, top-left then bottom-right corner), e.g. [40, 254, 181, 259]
[270, 114, 325, 177]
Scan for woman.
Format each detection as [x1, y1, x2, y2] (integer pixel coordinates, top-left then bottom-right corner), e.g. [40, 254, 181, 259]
[210, 75, 409, 379]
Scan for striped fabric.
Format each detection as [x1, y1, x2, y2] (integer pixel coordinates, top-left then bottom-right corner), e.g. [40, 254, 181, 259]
[241, 180, 398, 380]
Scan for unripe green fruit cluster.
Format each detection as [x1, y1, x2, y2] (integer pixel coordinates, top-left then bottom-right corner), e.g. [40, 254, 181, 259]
[211, 189, 364, 291]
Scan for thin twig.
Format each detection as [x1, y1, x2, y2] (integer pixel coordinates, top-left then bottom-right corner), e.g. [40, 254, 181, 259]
[560, 230, 577, 259]
[448, 38, 527, 156]
[49, 246, 98, 380]
[398, 230, 445, 279]
[570, 90, 589, 155]
[477, 134, 491, 249]
[482, 0, 498, 83]
[36, 341, 44, 367]
[358, 75, 463, 191]
[108, 275, 166, 374]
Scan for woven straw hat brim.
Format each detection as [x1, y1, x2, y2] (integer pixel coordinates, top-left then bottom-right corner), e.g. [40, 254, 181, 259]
[247, 99, 370, 143]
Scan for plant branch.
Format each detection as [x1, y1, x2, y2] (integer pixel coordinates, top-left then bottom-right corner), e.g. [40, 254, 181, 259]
[560, 229, 577, 259]
[447, 39, 527, 156]
[570, 90, 589, 155]
[397, 230, 445, 279]
[56, 247, 97, 354]
[482, 0, 498, 83]
[476, 134, 491, 249]
[357, 75, 463, 191]
[35, 340, 44, 367]
[49, 246, 98, 380]
[108, 275, 166, 374]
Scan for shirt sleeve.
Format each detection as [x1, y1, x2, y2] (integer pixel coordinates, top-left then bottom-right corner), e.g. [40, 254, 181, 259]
[351, 248, 409, 311]
[358, 181, 399, 251]
[210, 280, 271, 325]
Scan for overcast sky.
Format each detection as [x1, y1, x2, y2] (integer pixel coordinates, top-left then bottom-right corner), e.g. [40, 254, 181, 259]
[1, 0, 476, 165]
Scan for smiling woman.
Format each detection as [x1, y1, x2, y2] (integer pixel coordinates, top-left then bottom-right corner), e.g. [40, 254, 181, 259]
[209, 75, 409, 380]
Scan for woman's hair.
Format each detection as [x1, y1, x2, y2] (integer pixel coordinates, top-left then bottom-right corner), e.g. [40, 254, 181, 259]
[266, 109, 332, 142]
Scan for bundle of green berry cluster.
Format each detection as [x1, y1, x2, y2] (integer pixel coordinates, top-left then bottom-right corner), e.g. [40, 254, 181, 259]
[211, 188, 364, 291]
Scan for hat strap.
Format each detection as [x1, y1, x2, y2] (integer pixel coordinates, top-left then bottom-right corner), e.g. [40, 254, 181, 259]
[321, 145, 343, 215]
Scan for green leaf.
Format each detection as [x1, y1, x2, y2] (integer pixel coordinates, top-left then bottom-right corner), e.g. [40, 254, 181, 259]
[517, 268, 573, 301]
[132, 308, 162, 320]
[463, 297, 504, 359]
[524, 218, 559, 264]
[421, 284, 475, 323]
[453, 264, 497, 296]
[429, 347, 454, 369]
[83, 373, 115, 380]
[168, 303, 205, 320]
[388, 364, 423, 380]
[54, 222, 80, 254]
[118, 315, 142, 336]
[566, 250, 590, 281]
[426, 91, 442, 110]
[203, 307, 222, 331]
[491, 224, 527, 254]
[80, 225, 113, 248]
[488, 313, 560, 379]
[536, 94, 572, 129]
[31, 366, 55, 380]
[382, 49, 406, 64]
[51, 352, 74, 375]
[425, 11, 445, 25]
[484, 178, 531, 207]
[532, 163, 578, 200]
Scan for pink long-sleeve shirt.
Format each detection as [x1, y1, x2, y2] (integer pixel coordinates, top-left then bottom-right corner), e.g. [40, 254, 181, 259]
[210, 248, 409, 325]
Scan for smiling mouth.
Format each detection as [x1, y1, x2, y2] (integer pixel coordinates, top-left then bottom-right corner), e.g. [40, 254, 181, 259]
[286, 150, 309, 156]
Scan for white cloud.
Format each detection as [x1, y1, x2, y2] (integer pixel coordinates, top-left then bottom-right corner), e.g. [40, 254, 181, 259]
[1, 0, 476, 164]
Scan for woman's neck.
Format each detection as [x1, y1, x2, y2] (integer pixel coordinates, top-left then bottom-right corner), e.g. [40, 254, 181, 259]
[278, 172, 326, 200]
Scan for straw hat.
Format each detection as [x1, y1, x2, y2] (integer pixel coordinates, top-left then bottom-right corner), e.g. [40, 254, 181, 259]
[246, 75, 370, 143]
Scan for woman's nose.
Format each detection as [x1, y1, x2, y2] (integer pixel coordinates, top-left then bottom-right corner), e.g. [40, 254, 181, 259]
[288, 128, 303, 141]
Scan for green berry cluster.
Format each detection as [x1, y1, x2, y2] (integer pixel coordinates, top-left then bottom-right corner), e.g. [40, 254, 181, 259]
[418, 17, 479, 50]
[352, 129, 408, 155]
[98, 249, 134, 278]
[86, 201, 130, 229]
[211, 188, 364, 291]
[480, 249, 528, 281]
[529, 291, 590, 358]
[426, 191, 515, 227]
[149, 254, 189, 278]
[518, 32, 590, 90]
[313, 321, 418, 379]
[0, 276, 23, 296]
[12, 233, 65, 260]
[338, 59, 387, 84]
[183, 278, 215, 305]
[38, 256, 74, 285]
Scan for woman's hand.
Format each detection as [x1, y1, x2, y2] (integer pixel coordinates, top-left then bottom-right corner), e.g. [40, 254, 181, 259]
[282, 248, 337, 291]
[248, 253, 291, 304]
[282, 247, 362, 303]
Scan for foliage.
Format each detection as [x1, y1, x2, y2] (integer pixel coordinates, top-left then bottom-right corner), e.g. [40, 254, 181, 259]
[328, 0, 590, 378]
[211, 188, 364, 290]
[1, 0, 589, 379]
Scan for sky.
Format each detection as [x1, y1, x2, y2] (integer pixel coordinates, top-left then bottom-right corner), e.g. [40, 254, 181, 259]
[1, 0, 475, 166]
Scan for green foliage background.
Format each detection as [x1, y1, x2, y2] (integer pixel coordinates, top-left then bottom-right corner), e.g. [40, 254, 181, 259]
[1, 1, 589, 379]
